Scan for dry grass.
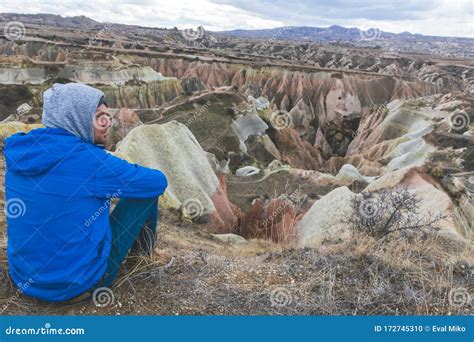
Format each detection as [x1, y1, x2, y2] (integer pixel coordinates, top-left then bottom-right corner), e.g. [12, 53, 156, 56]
[0, 212, 472, 315]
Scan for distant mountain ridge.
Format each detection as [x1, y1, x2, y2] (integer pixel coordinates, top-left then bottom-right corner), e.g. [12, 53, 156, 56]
[216, 24, 470, 41]
[1, 13, 472, 57]
[0, 13, 103, 29]
[1, 13, 471, 40]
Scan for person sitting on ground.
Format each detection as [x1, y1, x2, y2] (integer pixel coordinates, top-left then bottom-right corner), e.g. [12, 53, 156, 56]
[4, 82, 168, 302]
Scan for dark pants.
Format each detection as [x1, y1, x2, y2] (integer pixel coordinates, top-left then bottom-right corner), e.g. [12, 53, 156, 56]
[100, 197, 158, 287]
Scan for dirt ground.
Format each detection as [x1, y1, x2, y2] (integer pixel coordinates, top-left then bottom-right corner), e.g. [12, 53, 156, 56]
[0, 206, 472, 315]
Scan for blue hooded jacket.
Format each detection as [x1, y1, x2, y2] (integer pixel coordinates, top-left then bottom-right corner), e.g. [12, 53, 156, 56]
[4, 83, 168, 302]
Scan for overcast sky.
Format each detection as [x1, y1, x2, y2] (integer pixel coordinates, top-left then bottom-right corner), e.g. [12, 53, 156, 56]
[0, 0, 472, 37]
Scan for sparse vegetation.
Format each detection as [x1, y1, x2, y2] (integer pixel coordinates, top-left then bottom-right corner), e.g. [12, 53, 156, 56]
[346, 189, 446, 238]
[1, 218, 471, 315]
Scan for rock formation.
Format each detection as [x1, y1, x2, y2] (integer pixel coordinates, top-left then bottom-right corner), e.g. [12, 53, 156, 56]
[115, 121, 242, 233]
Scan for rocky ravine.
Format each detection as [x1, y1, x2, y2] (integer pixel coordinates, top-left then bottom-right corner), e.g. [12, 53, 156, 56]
[0, 15, 472, 315]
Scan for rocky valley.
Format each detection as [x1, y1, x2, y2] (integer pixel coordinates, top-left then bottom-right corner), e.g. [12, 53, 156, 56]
[0, 13, 472, 315]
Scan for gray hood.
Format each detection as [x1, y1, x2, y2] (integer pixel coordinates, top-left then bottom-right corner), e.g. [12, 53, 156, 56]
[42, 83, 105, 143]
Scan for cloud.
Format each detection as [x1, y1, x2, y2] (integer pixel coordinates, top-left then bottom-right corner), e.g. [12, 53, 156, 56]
[0, 0, 284, 31]
[211, 0, 433, 22]
[211, 0, 474, 37]
[0, 0, 472, 37]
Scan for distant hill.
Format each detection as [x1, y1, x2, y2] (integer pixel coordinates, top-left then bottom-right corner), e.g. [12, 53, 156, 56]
[215, 24, 469, 43]
[1, 13, 472, 57]
[0, 13, 103, 29]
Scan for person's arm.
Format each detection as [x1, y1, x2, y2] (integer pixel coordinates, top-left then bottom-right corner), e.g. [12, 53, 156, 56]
[91, 150, 168, 199]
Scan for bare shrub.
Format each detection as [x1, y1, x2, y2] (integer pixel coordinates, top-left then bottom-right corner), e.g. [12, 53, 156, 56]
[346, 188, 446, 238]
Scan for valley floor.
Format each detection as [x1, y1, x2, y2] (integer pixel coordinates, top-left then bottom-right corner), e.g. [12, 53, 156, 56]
[0, 209, 472, 315]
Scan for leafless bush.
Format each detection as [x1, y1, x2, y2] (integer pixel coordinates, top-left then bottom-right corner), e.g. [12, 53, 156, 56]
[346, 188, 446, 238]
